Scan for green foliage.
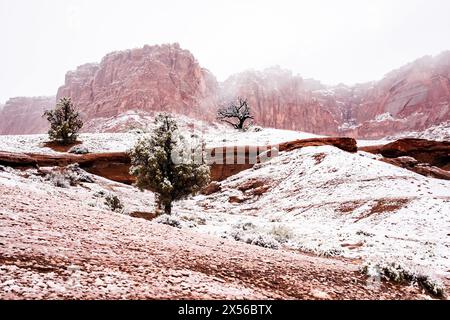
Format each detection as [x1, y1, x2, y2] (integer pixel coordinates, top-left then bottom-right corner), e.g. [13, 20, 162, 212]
[43, 97, 83, 145]
[105, 194, 124, 212]
[129, 113, 210, 215]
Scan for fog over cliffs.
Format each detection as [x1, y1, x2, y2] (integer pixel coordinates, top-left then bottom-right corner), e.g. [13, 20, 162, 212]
[0, 44, 449, 138]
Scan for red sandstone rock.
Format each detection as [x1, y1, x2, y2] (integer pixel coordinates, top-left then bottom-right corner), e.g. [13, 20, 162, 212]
[381, 157, 450, 180]
[0, 137, 358, 183]
[0, 151, 133, 184]
[359, 138, 450, 180]
[340, 52, 450, 138]
[221, 53, 450, 138]
[201, 181, 222, 195]
[0, 96, 55, 135]
[278, 137, 357, 153]
[0, 151, 37, 167]
[56, 43, 218, 123]
[220, 67, 341, 135]
[363, 138, 450, 168]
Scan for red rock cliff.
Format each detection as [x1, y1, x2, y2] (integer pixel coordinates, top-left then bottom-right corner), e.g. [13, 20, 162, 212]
[221, 52, 450, 138]
[339, 52, 450, 138]
[220, 67, 341, 135]
[0, 96, 55, 135]
[1, 46, 449, 139]
[56, 43, 218, 122]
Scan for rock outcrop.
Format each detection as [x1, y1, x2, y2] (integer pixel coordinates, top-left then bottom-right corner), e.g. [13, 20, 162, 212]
[0, 151, 133, 184]
[361, 138, 450, 169]
[380, 157, 450, 180]
[359, 138, 450, 179]
[0, 137, 358, 183]
[208, 137, 357, 181]
[56, 43, 218, 125]
[0, 96, 55, 135]
[221, 52, 450, 139]
[278, 137, 357, 153]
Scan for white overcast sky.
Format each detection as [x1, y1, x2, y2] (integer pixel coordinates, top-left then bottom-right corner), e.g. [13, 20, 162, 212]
[1, 0, 450, 103]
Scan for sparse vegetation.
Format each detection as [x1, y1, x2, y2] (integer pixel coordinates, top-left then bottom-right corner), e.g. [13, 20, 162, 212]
[251, 235, 280, 249]
[154, 214, 182, 229]
[129, 113, 210, 215]
[217, 97, 254, 130]
[270, 224, 294, 243]
[230, 223, 280, 250]
[104, 194, 124, 212]
[249, 125, 263, 132]
[44, 164, 93, 188]
[43, 97, 83, 145]
[361, 261, 445, 298]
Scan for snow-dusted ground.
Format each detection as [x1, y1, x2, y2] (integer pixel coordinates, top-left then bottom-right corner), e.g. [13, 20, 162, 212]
[387, 121, 450, 142]
[174, 146, 450, 279]
[0, 128, 322, 154]
[2, 163, 429, 299]
[357, 139, 393, 147]
[1, 124, 449, 290]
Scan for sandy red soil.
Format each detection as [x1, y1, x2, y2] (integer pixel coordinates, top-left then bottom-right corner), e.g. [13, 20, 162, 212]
[0, 180, 433, 300]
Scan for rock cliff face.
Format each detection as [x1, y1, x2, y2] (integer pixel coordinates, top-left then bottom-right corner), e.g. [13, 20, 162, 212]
[0, 44, 449, 138]
[221, 52, 450, 138]
[56, 43, 218, 123]
[220, 67, 341, 135]
[0, 96, 55, 135]
[339, 52, 450, 138]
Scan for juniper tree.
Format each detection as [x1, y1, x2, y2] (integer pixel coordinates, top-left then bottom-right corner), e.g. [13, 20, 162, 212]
[43, 97, 83, 145]
[217, 97, 254, 130]
[129, 113, 210, 215]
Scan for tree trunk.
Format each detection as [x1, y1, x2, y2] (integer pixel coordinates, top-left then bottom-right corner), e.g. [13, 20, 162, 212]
[163, 201, 172, 215]
[237, 118, 245, 130]
[156, 196, 172, 215]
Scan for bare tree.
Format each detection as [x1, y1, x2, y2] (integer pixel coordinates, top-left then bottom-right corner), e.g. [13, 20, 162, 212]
[217, 97, 254, 130]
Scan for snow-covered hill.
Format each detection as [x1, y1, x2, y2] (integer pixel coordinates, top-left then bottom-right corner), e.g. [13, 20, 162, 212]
[1, 163, 430, 299]
[1, 127, 449, 298]
[175, 146, 450, 279]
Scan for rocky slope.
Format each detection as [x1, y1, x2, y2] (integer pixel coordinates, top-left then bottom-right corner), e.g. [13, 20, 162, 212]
[0, 96, 55, 135]
[0, 128, 449, 298]
[177, 145, 450, 282]
[0, 136, 357, 184]
[0, 154, 439, 299]
[387, 121, 450, 141]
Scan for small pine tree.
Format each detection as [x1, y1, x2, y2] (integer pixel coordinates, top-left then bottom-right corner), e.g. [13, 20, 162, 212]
[129, 113, 210, 215]
[43, 97, 83, 145]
